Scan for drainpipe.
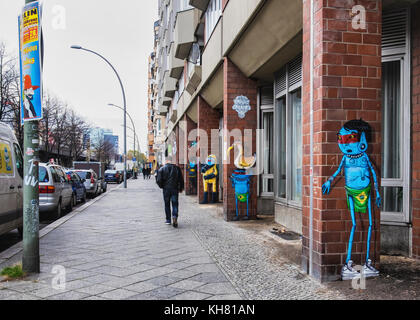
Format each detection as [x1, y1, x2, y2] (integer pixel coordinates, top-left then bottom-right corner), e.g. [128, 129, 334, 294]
[309, 0, 314, 277]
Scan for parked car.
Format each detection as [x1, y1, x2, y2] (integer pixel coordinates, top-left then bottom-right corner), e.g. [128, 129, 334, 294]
[73, 162, 107, 193]
[74, 169, 101, 198]
[39, 163, 74, 220]
[105, 170, 122, 184]
[66, 170, 87, 205]
[0, 123, 24, 237]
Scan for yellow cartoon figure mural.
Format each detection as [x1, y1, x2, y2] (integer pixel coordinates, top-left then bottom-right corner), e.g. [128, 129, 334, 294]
[0, 143, 13, 175]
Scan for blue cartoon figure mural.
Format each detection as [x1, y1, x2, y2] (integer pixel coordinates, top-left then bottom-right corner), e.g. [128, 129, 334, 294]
[322, 119, 381, 280]
[228, 142, 257, 221]
[187, 141, 198, 195]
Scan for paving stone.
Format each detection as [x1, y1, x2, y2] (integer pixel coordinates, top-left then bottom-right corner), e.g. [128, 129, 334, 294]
[172, 291, 212, 300]
[206, 294, 243, 300]
[47, 291, 91, 300]
[123, 282, 159, 293]
[76, 284, 115, 295]
[98, 288, 138, 300]
[195, 282, 239, 295]
[127, 286, 186, 300]
[169, 279, 206, 291]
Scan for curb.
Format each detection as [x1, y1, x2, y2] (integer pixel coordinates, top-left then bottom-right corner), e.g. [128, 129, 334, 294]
[0, 181, 126, 266]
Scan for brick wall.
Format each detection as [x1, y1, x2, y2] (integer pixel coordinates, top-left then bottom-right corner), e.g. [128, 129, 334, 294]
[223, 58, 258, 221]
[197, 96, 221, 203]
[182, 114, 198, 195]
[302, 0, 382, 281]
[412, 2, 420, 260]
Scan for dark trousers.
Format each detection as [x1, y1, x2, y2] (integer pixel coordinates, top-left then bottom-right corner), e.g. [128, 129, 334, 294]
[163, 188, 179, 220]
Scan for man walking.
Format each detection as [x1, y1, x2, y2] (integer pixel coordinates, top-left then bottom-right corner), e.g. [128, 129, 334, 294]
[156, 158, 184, 228]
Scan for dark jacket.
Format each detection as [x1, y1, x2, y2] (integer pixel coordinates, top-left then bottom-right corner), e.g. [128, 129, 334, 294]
[156, 164, 184, 192]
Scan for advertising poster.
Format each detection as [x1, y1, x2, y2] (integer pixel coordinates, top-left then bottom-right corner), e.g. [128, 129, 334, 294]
[19, 1, 43, 124]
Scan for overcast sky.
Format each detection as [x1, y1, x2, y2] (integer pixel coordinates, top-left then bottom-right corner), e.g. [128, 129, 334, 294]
[0, 0, 158, 154]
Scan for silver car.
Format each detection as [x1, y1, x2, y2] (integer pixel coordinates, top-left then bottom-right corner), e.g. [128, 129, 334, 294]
[74, 169, 101, 198]
[39, 163, 74, 219]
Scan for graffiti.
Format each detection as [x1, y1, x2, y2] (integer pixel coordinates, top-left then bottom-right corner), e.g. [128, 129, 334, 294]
[24, 200, 38, 234]
[24, 158, 38, 187]
[233, 96, 251, 119]
[322, 119, 381, 281]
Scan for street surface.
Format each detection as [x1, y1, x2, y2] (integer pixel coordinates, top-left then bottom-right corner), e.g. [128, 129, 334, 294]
[0, 178, 419, 300]
[0, 183, 120, 253]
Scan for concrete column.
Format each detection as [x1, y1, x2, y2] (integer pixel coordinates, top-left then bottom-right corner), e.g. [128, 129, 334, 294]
[223, 58, 258, 221]
[302, 0, 382, 281]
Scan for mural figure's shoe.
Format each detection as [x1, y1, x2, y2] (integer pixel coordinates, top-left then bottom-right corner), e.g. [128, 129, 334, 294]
[233, 216, 240, 221]
[200, 192, 209, 204]
[362, 259, 379, 278]
[211, 193, 218, 204]
[341, 260, 360, 280]
[242, 216, 249, 221]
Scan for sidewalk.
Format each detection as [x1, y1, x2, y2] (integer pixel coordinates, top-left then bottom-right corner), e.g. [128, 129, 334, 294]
[0, 179, 240, 300]
[0, 178, 418, 300]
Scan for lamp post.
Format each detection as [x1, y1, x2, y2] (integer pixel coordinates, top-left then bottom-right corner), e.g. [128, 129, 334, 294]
[71, 45, 128, 188]
[109, 103, 139, 165]
[120, 124, 141, 164]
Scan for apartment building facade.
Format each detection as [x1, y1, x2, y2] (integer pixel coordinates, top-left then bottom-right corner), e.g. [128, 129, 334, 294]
[149, 0, 420, 282]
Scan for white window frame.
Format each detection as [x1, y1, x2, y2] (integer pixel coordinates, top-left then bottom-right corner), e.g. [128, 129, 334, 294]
[381, 8, 411, 225]
[205, 0, 222, 43]
[274, 59, 303, 209]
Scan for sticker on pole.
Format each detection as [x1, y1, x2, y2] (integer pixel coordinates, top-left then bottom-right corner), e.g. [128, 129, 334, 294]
[18, 1, 43, 125]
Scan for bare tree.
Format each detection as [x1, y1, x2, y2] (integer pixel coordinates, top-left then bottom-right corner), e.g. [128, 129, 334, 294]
[65, 109, 89, 161]
[94, 137, 116, 165]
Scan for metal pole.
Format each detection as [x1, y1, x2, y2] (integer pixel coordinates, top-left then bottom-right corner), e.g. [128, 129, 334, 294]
[22, 0, 40, 274]
[71, 46, 127, 188]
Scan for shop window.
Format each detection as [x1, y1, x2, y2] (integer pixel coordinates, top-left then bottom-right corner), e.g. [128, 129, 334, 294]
[381, 8, 410, 224]
[274, 55, 303, 206]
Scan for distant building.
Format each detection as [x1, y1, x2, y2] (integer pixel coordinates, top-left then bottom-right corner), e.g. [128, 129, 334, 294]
[104, 134, 119, 154]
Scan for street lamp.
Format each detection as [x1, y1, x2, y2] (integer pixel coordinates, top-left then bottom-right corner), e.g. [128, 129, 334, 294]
[120, 124, 141, 162]
[109, 103, 139, 164]
[71, 45, 128, 188]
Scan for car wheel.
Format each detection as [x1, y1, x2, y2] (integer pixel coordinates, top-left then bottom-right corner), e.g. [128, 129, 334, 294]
[53, 200, 62, 220]
[65, 195, 74, 213]
[17, 226, 23, 239]
[82, 192, 87, 203]
[73, 193, 78, 206]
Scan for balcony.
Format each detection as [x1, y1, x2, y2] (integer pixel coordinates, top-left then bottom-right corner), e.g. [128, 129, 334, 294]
[174, 9, 201, 60]
[169, 42, 184, 79]
[189, 0, 209, 11]
[163, 72, 177, 98]
[158, 105, 168, 115]
[185, 65, 202, 95]
[170, 109, 178, 123]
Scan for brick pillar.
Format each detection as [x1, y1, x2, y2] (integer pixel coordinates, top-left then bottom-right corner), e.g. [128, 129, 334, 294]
[182, 114, 198, 195]
[175, 125, 180, 166]
[412, 2, 420, 260]
[197, 96, 220, 203]
[223, 58, 258, 221]
[302, 0, 382, 281]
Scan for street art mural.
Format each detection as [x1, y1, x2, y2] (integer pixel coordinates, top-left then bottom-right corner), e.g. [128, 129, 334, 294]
[228, 142, 257, 221]
[322, 119, 381, 280]
[187, 141, 198, 195]
[200, 154, 218, 204]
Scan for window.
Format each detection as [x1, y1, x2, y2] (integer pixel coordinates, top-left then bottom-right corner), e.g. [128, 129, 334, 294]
[0, 141, 14, 176]
[274, 55, 303, 206]
[260, 86, 274, 196]
[39, 167, 49, 183]
[381, 9, 411, 224]
[205, 0, 222, 43]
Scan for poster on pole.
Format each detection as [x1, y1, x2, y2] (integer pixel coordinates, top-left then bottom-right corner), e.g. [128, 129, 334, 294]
[19, 1, 43, 125]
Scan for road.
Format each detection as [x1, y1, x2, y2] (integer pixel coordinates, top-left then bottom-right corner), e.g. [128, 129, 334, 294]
[0, 182, 121, 254]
